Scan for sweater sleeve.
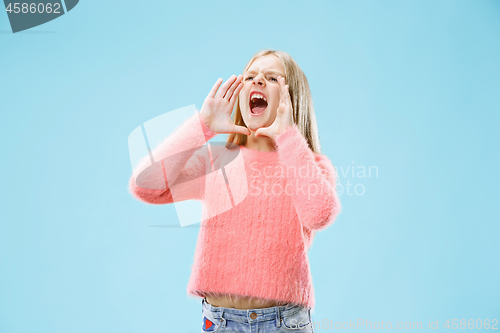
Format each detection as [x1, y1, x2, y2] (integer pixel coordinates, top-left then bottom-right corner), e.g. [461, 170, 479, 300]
[128, 111, 217, 205]
[275, 124, 342, 231]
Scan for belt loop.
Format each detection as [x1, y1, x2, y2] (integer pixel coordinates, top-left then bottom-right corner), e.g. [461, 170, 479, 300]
[276, 306, 281, 328]
[220, 308, 226, 328]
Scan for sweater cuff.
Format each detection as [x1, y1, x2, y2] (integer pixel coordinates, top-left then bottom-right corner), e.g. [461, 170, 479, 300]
[198, 112, 218, 142]
[275, 124, 304, 150]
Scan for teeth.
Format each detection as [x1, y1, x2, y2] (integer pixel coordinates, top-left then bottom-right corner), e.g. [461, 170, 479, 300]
[251, 93, 266, 102]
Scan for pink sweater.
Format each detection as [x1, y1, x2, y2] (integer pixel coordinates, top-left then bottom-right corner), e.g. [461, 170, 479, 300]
[128, 110, 342, 309]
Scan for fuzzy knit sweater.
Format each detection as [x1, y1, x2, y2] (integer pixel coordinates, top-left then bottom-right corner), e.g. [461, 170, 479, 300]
[128, 110, 342, 310]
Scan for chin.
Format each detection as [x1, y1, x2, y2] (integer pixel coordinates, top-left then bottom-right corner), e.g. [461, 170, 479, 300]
[244, 119, 259, 131]
[248, 121, 271, 132]
[243, 109, 274, 130]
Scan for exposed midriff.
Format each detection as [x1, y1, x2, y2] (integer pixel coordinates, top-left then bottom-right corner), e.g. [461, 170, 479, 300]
[205, 294, 285, 309]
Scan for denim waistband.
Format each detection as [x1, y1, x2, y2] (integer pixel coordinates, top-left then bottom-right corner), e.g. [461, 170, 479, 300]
[201, 297, 307, 325]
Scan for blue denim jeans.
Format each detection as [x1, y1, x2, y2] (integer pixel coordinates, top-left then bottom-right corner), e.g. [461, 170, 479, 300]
[201, 297, 315, 333]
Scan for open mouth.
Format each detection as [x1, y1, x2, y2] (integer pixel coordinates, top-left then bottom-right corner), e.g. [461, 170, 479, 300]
[249, 93, 268, 116]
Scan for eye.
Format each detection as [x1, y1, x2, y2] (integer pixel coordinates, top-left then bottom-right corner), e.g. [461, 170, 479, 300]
[269, 77, 278, 82]
[244, 76, 253, 81]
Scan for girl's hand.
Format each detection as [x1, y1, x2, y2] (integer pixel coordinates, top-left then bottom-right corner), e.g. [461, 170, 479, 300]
[199, 75, 251, 136]
[255, 76, 294, 140]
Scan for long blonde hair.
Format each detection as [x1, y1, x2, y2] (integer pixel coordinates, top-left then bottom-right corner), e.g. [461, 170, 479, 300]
[225, 49, 322, 155]
[226, 50, 328, 239]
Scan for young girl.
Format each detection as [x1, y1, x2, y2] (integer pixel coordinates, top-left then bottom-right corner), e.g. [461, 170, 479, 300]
[129, 49, 342, 333]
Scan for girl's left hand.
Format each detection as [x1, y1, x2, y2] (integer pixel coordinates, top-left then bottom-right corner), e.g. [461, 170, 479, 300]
[255, 76, 295, 141]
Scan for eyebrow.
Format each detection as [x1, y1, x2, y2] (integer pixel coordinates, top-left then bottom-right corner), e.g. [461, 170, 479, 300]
[245, 70, 285, 76]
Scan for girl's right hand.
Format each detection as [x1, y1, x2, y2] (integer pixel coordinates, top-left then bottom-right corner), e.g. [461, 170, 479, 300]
[199, 75, 251, 136]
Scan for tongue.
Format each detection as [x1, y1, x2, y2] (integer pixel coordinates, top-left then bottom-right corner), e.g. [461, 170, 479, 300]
[251, 106, 266, 115]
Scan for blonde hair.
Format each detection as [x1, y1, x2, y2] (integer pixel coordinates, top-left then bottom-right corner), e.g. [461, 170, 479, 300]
[226, 50, 328, 240]
[225, 49, 322, 155]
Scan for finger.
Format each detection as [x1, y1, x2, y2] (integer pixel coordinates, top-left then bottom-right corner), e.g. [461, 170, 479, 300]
[209, 78, 223, 98]
[225, 75, 242, 100]
[279, 77, 285, 106]
[278, 76, 284, 91]
[218, 75, 237, 98]
[229, 82, 244, 105]
[233, 125, 251, 136]
[283, 83, 289, 106]
[255, 128, 270, 138]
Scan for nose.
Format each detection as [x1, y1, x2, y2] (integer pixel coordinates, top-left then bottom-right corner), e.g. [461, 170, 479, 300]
[253, 73, 265, 86]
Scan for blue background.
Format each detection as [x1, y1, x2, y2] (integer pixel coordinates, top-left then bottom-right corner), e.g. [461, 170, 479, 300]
[1, 1, 499, 332]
